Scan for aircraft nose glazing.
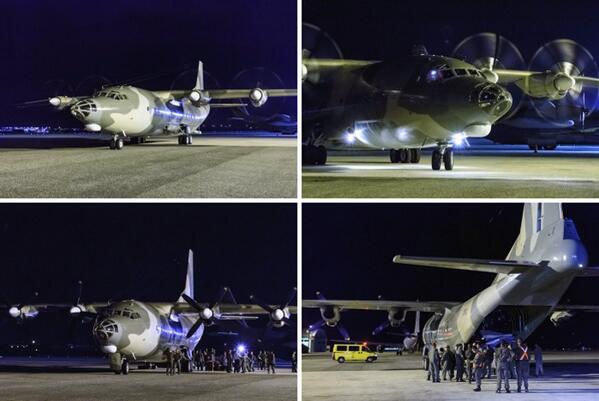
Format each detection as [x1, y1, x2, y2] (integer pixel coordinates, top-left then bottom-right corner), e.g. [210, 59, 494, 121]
[94, 318, 121, 344]
[70, 99, 98, 120]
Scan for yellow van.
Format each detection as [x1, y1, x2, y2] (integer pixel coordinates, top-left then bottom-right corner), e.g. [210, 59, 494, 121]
[332, 343, 378, 363]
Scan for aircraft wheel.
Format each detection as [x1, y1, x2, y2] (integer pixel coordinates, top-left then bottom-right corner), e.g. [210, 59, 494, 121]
[410, 149, 421, 163]
[316, 145, 327, 165]
[389, 149, 400, 163]
[432, 149, 442, 171]
[109, 140, 116, 150]
[443, 148, 453, 170]
[337, 357, 345, 364]
[399, 149, 410, 163]
[443, 148, 454, 170]
[114, 371, 121, 375]
[121, 360, 129, 375]
[115, 138, 124, 150]
[186, 135, 193, 145]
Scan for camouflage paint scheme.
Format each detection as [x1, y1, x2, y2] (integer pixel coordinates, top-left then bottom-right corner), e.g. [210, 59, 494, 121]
[70, 86, 209, 136]
[303, 56, 512, 150]
[304, 203, 599, 348]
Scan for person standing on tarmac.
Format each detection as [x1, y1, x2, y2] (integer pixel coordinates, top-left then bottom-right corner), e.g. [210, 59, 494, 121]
[496, 341, 512, 393]
[455, 344, 465, 382]
[291, 351, 297, 373]
[422, 345, 430, 372]
[515, 338, 530, 393]
[534, 344, 544, 377]
[226, 349, 233, 373]
[173, 348, 182, 375]
[429, 342, 441, 383]
[473, 346, 486, 392]
[266, 351, 276, 374]
[465, 344, 475, 384]
[164, 348, 174, 376]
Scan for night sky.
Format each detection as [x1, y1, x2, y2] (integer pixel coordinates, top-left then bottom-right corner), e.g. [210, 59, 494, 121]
[0, 0, 297, 126]
[0, 203, 296, 349]
[303, 204, 599, 348]
[304, 0, 599, 62]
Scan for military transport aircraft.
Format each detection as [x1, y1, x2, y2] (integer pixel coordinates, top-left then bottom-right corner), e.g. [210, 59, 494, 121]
[3, 250, 296, 374]
[302, 26, 599, 170]
[23, 61, 296, 150]
[303, 203, 599, 349]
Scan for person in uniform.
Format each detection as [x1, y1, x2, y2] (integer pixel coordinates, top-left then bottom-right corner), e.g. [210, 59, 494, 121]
[465, 344, 475, 384]
[173, 347, 182, 375]
[534, 344, 544, 377]
[429, 342, 440, 383]
[291, 351, 297, 373]
[455, 344, 465, 382]
[496, 341, 512, 393]
[485, 346, 494, 378]
[422, 345, 430, 372]
[473, 346, 486, 392]
[164, 348, 174, 376]
[266, 351, 276, 374]
[515, 339, 530, 393]
[226, 349, 233, 373]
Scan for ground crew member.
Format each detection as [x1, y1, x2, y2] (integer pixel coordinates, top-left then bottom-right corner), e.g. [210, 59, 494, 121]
[422, 345, 430, 371]
[473, 346, 486, 392]
[534, 344, 544, 377]
[465, 344, 475, 384]
[226, 349, 233, 373]
[455, 344, 465, 382]
[485, 346, 494, 378]
[429, 342, 440, 383]
[173, 348, 182, 375]
[291, 351, 297, 373]
[266, 351, 276, 374]
[496, 341, 512, 393]
[515, 339, 530, 392]
[442, 345, 455, 381]
[164, 348, 174, 376]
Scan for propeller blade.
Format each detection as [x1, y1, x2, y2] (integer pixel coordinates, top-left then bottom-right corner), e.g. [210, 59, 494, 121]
[181, 293, 204, 312]
[249, 295, 274, 314]
[281, 287, 297, 309]
[372, 320, 390, 336]
[209, 287, 228, 310]
[282, 317, 295, 327]
[308, 319, 326, 331]
[337, 323, 351, 341]
[186, 318, 204, 339]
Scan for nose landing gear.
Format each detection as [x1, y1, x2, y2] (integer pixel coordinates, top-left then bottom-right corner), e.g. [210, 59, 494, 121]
[178, 135, 193, 145]
[390, 149, 421, 164]
[432, 146, 453, 171]
[109, 135, 124, 150]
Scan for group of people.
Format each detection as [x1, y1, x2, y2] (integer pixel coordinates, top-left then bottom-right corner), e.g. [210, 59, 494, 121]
[423, 339, 544, 393]
[191, 348, 279, 374]
[163, 346, 188, 375]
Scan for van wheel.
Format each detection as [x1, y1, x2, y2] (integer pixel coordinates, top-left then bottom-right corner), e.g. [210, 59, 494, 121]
[337, 357, 345, 363]
[366, 357, 374, 363]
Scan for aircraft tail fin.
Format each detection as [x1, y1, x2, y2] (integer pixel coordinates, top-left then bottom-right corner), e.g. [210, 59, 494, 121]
[507, 203, 564, 260]
[194, 61, 204, 91]
[177, 249, 194, 303]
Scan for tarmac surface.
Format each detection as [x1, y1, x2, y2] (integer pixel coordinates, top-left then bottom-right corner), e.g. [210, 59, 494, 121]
[302, 146, 599, 198]
[302, 351, 599, 401]
[0, 133, 297, 198]
[0, 357, 296, 401]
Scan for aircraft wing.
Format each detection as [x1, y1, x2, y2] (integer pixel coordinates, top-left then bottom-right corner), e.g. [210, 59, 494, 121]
[208, 89, 297, 99]
[393, 255, 544, 274]
[172, 302, 297, 316]
[302, 299, 457, 313]
[553, 304, 599, 312]
[494, 69, 599, 89]
[577, 266, 599, 277]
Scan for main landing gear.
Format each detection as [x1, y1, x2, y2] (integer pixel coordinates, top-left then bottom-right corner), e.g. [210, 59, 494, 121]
[109, 135, 124, 150]
[431, 146, 453, 171]
[178, 134, 193, 145]
[303, 144, 327, 165]
[389, 148, 421, 164]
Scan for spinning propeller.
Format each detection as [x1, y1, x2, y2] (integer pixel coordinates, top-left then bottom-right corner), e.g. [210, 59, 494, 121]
[249, 287, 296, 329]
[452, 32, 526, 120]
[181, 286, 229, 339]
[229, 67, 287, 119]
[308, 291, 351, 341]
[528, 39, 598, 127]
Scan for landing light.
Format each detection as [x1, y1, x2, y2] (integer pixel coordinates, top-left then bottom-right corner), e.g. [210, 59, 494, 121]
[452, 133, 469, 147]
[345, 133, 356, 143]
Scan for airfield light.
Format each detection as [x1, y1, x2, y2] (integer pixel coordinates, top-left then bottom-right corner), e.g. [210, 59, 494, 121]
[237, 344, 246, 353]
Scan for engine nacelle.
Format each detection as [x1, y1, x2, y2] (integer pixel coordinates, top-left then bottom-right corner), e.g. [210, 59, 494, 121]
[550, 310, 574, 326]
[388, 309, 406, 328]
[69, 304, 88, 316]
[249, 88, 268, 107]
[9, 305, 38, 319]
[320, 306, 341, 327]
[519, 71, 576, 100]
[188, 89, 211, 105]
[49, 96, 78, 109]
[269, 307, 290, 328]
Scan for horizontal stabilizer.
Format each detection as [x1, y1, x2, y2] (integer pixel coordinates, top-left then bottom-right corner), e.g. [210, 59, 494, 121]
[393, 255, 545, 274]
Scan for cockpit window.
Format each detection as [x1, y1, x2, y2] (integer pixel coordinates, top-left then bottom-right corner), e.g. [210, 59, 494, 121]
[468, 69, 479, 76]
[455, 69, 467, 76]
[425, 69, 442, 83]
[130, 312, 141, 319]
[440, 70, 455, 79]
[95, 90, 127, 100]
